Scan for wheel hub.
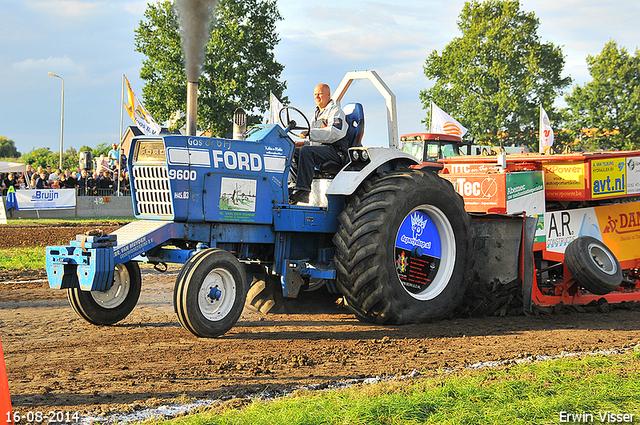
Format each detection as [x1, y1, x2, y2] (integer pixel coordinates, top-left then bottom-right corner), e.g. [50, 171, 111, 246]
[198, 268, 236, 321]
[394, 206, 456, 301]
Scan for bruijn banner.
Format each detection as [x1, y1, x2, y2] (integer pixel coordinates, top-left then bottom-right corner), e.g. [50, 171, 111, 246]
[14, 189, 76, 210]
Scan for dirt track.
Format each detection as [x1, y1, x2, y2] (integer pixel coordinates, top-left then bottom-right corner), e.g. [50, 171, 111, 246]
[1, 225, 640, 420]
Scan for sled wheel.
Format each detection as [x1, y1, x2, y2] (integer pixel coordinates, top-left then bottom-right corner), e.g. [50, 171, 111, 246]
[333, 169, 472, 324]
[175, 248, 247, 338]
[67, 261, 141, 325]
[564, 236, 622, 295]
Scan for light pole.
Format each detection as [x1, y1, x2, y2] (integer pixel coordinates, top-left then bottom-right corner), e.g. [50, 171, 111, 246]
[48, 72, 64, 169]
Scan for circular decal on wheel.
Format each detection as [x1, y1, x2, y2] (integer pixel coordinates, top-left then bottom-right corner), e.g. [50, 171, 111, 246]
[394, 210, 442, 294]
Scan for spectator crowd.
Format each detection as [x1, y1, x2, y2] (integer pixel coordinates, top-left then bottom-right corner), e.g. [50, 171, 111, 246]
[1, 143, 130, 197]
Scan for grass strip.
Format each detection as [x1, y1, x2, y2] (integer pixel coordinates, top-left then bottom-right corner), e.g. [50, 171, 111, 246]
[3, 216, 133, 226]
[164, 352, 640, 425]
[0, 247, 45, 269]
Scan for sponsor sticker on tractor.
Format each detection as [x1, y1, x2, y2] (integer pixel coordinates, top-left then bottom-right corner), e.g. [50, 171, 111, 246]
[394, 211, 442, 293]
[219, 178, 257, 222]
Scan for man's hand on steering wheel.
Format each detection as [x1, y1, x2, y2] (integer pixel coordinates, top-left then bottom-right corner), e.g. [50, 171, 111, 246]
[278, 106, 310, 139]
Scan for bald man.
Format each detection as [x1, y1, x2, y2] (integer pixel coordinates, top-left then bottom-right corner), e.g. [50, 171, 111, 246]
[290, 83, 349, 204]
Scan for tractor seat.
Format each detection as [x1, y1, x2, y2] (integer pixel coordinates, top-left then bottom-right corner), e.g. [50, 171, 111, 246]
[316, 102, 365, 175]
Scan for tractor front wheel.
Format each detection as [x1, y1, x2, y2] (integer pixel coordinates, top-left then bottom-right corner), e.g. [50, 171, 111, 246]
[174, 248, 247, 338]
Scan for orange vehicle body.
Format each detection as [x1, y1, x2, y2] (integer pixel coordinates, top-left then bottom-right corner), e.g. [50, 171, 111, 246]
[402, 133, 640, 308]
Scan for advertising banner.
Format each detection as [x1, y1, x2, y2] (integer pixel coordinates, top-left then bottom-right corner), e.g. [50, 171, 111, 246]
[542, 161, 586, 200]
[545, 202, 640, 266]
[591, 157, 626, 198]
[625, 156, 640, 195]
[15, 189, 76, 210]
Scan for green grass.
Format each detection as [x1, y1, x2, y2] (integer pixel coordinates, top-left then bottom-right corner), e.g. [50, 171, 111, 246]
[162, 353, 640, 425]
[0, 247, 45, 269]
[0, 217, 133, 269]
[3, 216, 134, 226]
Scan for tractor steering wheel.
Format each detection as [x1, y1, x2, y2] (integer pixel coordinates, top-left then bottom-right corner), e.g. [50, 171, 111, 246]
[278, 106, 311, 138]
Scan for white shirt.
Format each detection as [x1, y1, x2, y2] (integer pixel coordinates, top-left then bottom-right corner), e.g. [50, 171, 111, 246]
[309, 100, 348, 145]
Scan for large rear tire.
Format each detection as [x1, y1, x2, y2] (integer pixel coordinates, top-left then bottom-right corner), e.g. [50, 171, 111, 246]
[565, 236, 622, 295]
[67, 261, 141, 325]
[333, 169, 471, 324]
[175, 248, 247, 338]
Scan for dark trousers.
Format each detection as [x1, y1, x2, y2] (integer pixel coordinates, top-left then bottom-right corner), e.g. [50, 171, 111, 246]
[293, 144, 342, 191]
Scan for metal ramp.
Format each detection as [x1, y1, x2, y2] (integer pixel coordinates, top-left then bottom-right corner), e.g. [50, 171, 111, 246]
[112, 220, 186, 263]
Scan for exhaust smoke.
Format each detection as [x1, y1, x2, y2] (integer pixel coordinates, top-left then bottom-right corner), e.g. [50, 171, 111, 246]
[175, 0, 218, 136]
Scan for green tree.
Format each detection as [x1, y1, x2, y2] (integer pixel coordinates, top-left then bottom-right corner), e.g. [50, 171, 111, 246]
[564, 41, 640, 151]
[0, 136, 21, 158]
[420, 0, 571, 149]
[91, 142, 110, 159]
[20, 148, 57, 169]
[61, 147, 79, 171]
[134, 0, 287, 137]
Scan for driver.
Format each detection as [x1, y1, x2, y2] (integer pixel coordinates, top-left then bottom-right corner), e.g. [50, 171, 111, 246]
[289, 83, 349, 204]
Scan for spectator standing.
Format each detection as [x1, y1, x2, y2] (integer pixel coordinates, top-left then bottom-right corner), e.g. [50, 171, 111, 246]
[2, 173, 18, 195]
[118, 170, 130, 195]
[2, 172, 18, 190]
[98, 170, 114, 195]
[108, 143, 119, 170]
[22, 164, 35, 183]
[68, 171, 78, 188]
[119, 148, 128, 172]
[77, 170, 88, 195]
[35, 172, 50, 189]
[49, 168, 61, 183]
[95, 154, 109, 174]
[87, 172, 100, 195]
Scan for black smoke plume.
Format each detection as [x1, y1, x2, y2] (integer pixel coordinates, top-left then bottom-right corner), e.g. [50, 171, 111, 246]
[175, 0, 218, 82]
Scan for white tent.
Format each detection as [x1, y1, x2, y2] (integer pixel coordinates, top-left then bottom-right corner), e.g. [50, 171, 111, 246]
[0, 161, 25, 174]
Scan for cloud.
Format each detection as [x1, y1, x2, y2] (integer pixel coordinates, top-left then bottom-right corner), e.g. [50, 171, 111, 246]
[123, 1, 149, 15]
[12, 55, 76, 72]
[27, 0, 103, 18]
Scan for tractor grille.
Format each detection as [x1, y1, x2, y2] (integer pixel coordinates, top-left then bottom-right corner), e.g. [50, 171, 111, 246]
[132, 165, 173, 217]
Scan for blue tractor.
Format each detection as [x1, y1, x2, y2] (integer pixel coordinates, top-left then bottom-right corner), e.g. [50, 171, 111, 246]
[45, 71, 472, 337]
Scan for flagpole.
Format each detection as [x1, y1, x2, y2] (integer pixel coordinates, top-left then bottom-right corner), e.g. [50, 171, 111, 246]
[118, 74, 125, 196]
[429, 101, 434, 133]
[539, 104, 543, 154]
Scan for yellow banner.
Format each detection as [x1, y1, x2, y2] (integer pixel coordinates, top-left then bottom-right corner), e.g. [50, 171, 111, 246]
[591, 158, 626, 198]
[543, 162, 585, 191]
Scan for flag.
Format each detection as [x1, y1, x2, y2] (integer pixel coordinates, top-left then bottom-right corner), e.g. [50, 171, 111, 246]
[539, 105, 554, 153]
[123, 75, 162, 135]
[5, 186, 18, 211]
[430, 102, 467, 137]
[269, 92, 284, 127]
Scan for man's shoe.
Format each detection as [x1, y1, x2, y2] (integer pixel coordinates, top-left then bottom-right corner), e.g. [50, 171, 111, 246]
[289, 189, 310, 204]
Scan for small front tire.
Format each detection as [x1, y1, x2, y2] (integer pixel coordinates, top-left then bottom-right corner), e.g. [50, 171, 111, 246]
[175, 248, 247, 338]
[67, 261, 141, 325]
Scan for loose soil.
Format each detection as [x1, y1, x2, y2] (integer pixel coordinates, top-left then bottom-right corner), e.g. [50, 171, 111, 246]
[1, 224, 640, 420]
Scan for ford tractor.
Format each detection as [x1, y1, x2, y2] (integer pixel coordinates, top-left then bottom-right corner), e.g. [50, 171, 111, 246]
[45, 71, 473, 337]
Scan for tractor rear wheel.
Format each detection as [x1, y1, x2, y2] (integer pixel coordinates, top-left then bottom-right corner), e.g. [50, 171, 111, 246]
[565, 236, 622, 295]
[174, 248, 247, 338]
[67, 261, 141, 325]
[333, 169, 471, 324]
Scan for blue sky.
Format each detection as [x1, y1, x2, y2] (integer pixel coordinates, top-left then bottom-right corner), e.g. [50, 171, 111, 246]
[1, 0, 639, 155]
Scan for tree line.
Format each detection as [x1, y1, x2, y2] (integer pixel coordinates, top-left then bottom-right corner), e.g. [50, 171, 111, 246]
[3, 0, 638, 164]
[421, 0, 640, 151]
